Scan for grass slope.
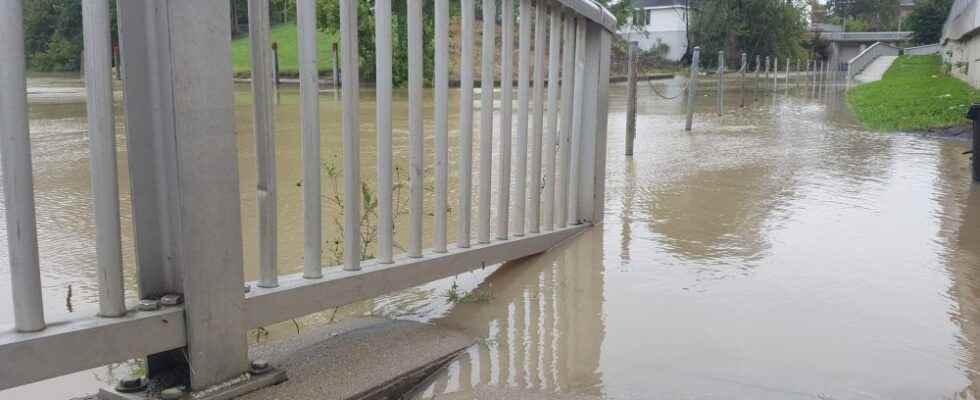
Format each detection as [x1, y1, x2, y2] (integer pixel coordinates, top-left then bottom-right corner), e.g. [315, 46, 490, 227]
[847, 55, 976, 131]
[231, 23, 337, 77]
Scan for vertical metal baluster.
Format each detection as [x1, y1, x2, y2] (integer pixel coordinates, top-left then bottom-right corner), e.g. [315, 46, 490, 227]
[567, 17, 586, 225]
[528, 0, 547, 234]
[498, 0, 516, 240]
[408, 0, 424, 257]
[1, 0, 45, 331]
[248, 0, 278, 286]
[457, 0, 475, 248]
[511, 0, 532, 238]
[376, 0, 394, 262]
[479, 0, 496, 244]
[340, 0, 361, 270]
[434, 0, 449, 253]
[555, 11, 575, 229]
[82, 0, 126, 316]
[541, 3, 561, 232]
[298, 0, 322, 277]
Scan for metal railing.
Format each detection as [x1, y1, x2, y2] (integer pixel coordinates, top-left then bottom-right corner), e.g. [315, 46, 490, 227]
[0, 0, 614, 392]
[905, 43, 941, 55]
[820, 31, 913, 43]
[847, 41, 900, 80]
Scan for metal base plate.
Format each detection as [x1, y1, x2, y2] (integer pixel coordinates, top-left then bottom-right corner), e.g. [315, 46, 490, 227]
[97, 369, 287, 400]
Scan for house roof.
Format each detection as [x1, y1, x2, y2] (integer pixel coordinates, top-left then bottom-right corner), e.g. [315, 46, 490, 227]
[632, 0, 687, 9]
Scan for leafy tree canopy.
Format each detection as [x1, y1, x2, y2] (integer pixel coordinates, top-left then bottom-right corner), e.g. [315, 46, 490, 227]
[689, 0, 809, 67]
[906, 0, 952, 44]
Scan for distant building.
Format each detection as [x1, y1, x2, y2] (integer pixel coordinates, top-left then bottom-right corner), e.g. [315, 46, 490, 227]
[942, 0, 980, 87]
[619, 0, 689, 61]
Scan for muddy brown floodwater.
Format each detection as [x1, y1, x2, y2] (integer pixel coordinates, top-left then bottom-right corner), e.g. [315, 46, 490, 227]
[3, 74, 980, 399]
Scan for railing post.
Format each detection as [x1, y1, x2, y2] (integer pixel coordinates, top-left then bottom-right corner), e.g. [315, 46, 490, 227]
[685, 46, 699, 131]
[717, 50, 724, 114]
[625, 43, 638, 156]
[117, 0, 247, 390]
[575, 20, 610, 224]
[1, 0, 45, 333]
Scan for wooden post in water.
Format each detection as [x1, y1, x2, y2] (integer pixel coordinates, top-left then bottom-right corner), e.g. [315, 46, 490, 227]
[772, 57, 778, 88]
[764, 56, 769, 80]
[625, 43, 638, 156]
[332, 41, 339, 92]
[740, 52, 746, 108]
[271, 41, 280, 86]
[685, 46, 699, 131]
[717, 50, 724, 115]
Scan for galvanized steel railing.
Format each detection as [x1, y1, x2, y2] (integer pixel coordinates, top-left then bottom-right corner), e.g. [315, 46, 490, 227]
[0, 0, 614, 393]
[847, 41, 900, 80]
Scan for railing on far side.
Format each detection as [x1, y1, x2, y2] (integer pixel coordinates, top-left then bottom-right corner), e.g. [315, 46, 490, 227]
[847, 41, 900, 80]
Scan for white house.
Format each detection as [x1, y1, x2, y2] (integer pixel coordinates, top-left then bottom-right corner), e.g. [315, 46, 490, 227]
[619, 0, 689, 61]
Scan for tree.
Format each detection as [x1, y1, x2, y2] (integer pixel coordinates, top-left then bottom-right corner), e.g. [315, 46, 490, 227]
[24, 0, 83, 71]
[826, 0, 901, 31]
[689, 0, 808, 67]
[316, 0, 433, 86]
[906, 0, 953, 44]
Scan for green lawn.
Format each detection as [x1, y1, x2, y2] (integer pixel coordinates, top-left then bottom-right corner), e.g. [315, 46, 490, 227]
[231, 23, 337, 77]
[847, 55, 976, 131]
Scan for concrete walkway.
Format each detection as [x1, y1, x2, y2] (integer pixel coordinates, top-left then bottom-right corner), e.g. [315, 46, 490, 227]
[239, 317, 473, 400]
[853, 55, 898, 84]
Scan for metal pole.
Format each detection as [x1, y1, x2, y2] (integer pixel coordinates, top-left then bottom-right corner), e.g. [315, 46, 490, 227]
[82, 0, 126, 317]
[1, 0, 45, 332]
[501, 0, 531, 235]
[528, 1, 547, 234]
[478, 0, 495, 243]
[119, 1, 250, 388]
[376, 0, 394, 261]
[625, 43, 638, 156]
[556, 12, 575, 228]
[567, 17, 586, 224]
[542, 5, 561, 230]
[500, 0, 518, 239]
[408, 0, 423, 257]
[247, 0, 278, 287]
[717, 50, 724, 114]
[298, 0, 322, 277]
[433, 0, 449, 252]
[340, 0, 361, 269]
[457, 0, 474, 248]
[740, 52, 746, 108]
[685, 46, 700, 131]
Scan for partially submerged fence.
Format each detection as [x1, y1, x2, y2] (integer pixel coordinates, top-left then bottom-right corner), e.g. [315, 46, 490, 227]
[847, 42, 900, 80]
[0, 0, 614, 394]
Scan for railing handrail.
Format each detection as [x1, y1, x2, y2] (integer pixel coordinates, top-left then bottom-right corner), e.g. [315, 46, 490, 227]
[846, 41, 901, 80]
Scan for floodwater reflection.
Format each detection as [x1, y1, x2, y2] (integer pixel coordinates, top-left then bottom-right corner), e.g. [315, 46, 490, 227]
[412, 79, 980, 399]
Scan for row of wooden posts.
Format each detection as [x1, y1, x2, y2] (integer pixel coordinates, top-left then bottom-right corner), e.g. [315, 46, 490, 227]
[624, 45, 845, 156]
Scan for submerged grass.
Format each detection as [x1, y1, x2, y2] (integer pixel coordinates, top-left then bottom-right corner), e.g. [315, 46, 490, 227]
[231, 23, 337, 77]
[846, 55, 976, 131]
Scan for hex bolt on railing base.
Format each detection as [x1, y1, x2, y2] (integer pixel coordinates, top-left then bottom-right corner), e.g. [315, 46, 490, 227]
[97, 366, 287, 400]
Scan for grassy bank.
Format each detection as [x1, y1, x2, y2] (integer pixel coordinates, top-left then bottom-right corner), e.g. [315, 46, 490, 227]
[231, 24, 337, 78]
[846, 55, 976, 131]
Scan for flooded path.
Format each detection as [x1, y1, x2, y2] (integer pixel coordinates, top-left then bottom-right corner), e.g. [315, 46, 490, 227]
[3, 75, 980, 399]
[412, 79, 980, 399]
